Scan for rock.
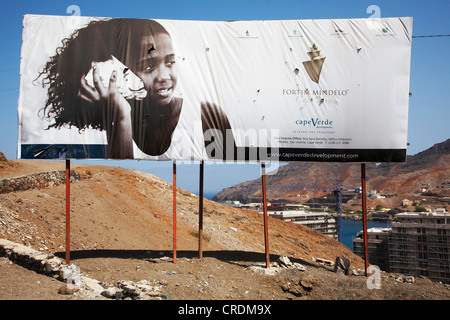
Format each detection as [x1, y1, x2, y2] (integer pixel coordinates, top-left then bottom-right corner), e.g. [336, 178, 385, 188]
[299, 279, 315, 292]
[102, 287, 118, 299]
[315, 257, 334, 266]
[58, 284, 79, 295]
[159, 279, 168, 286]
[101, 287, 125, 299]
[352, 268, 361, 276]
[249, 264, 279, 276]
[281, 281, 304, 297]
[43, 258, 61, 273]
[59, 264, 82, 286]
[0, 239, 108, 300]
[293, 262, 307, 272]
[278, 256, 292, 268]
[115, 280, 163, 300]
[160, 293, 171, 300]
[0, 171, 81, 194]
[119, 280, 138, 296]
[114, 290, 124, 300]
[280, 278, 317, 297]
[334, 257, 351, 275]
[405, 276, 415, 284]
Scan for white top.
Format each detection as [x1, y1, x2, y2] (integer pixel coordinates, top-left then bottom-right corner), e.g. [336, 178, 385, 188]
[132, 99, 205, 161]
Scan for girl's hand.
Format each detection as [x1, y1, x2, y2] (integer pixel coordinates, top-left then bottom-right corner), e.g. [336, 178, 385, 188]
[79, 65, 130, 119]
[78, 65, 134, 159]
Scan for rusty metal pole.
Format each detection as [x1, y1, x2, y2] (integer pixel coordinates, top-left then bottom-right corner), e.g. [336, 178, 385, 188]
[361, 163, 369, 275]
[65, 159, 70, 265]
[173, 161, 177, 264]
[198, 161, 204, 259]
[261, 162, 270, 268]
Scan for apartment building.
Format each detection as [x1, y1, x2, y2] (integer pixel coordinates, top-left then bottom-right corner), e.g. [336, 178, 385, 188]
[353, 227, 391, 272]
[389, 212, 450, 283]
[270, 210, 337, 239]
[352, 212, 450, 283]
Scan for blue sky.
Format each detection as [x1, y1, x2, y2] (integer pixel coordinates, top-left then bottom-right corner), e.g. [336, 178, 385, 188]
[0, 0, 449, 195]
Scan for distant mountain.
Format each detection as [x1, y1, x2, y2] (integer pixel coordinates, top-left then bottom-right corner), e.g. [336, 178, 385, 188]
[368, 139, 450, 195]
[212, 139, 450, 206]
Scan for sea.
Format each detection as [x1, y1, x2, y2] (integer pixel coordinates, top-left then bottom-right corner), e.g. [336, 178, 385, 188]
[340, 219, 390, 250]
[203, 192, 390, 252]
[203, 192, 217, 201]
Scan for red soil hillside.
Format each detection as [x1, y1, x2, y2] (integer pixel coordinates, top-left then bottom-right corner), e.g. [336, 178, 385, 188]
[0, 154, 363, 268]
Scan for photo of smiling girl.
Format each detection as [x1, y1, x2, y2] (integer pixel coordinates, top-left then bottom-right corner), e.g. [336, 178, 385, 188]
[38, 18, 236, 160]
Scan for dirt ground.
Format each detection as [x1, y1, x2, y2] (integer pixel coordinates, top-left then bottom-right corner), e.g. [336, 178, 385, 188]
[1, 156, 450, 303]
[1, 250, 449, 301]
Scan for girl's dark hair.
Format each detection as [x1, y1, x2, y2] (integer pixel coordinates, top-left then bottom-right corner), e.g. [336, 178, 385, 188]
[38, 18, 169, 131]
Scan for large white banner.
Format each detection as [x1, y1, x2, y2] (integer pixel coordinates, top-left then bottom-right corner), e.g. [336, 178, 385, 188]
[17, 15, 412, 162]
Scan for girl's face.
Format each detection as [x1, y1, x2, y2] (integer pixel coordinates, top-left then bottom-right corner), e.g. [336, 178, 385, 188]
[133, 33, 177, 108]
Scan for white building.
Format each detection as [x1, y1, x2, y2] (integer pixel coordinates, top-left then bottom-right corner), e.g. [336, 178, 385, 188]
[269, 210, 337, 239]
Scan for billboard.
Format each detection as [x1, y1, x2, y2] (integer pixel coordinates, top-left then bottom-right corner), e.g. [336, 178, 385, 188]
[17, 15, 413, 162]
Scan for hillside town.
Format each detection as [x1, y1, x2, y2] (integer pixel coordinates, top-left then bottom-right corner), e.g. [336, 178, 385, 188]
[215, 140, 450, 283]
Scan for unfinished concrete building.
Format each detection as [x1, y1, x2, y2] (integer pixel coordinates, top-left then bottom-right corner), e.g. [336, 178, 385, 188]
[389, 212, 450, 283]
[353, 227, 391, 272]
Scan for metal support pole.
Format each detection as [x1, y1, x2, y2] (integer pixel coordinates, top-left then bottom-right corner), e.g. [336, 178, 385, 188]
[198, 161, 204, 259]
[337, 190, 342, 243]
[361, 163, 369, 275]
[173, 161, 177, 264]
[261, 163, 270, 268]
[65, 159, 70, 265]
[333, 189, 343, 243]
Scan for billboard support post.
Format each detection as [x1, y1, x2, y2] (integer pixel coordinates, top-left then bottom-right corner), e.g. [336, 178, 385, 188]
[173, 161, 177, 264]
[65, 159, 70, 265]
[361, 163, 369, 275]
[261, 162, 270, 268]
[198, 160, 204, 259]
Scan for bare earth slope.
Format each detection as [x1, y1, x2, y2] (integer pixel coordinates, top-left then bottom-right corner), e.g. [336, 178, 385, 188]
[1, 155, 449, 301]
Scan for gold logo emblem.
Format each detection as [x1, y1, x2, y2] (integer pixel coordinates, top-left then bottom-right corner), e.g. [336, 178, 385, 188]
[302, 44, 326, 83]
